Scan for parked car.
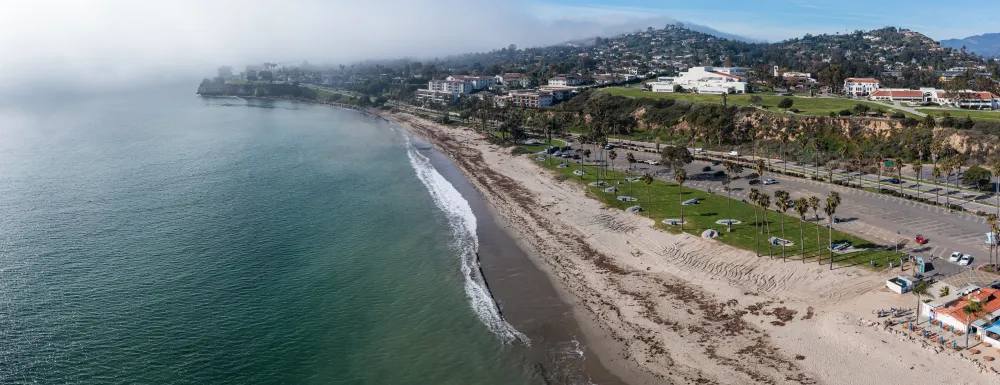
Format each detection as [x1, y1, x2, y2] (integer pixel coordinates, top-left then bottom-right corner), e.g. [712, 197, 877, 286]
[949, 252, 967, 263]
[694, 148, 704, 153]
[702, 166, 712, 172]
[763, 179, 778, 185]
[888, 178, 901, 184]
[711, 161, 720, 166]
[646, 160, 660, 165]
[728, 151, 740, 156]
[914, 234, 928, 244]
[959, 254, 972, 266]
[604, 144, 614, 150]
[748, 179, 761, 185]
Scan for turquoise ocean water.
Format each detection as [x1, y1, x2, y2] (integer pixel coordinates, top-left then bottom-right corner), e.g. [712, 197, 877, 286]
[0, 89, 567, 384]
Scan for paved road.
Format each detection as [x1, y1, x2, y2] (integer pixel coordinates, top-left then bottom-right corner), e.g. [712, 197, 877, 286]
[566, 139, 997, 278]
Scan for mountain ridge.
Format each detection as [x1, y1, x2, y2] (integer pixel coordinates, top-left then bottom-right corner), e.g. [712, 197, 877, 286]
[941, 33, 1000, 57]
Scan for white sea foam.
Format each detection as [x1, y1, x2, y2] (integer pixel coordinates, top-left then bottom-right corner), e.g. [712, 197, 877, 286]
[401, 131, 529, 346]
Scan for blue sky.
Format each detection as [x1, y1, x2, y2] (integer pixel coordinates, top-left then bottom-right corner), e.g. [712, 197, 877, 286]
[529, 0, 995, 42]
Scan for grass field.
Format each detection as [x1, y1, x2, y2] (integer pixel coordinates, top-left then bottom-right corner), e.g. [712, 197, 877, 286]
[917, 108, 1000, 121]
[604, 87, 920, 118]
[533, 155, 903, 269]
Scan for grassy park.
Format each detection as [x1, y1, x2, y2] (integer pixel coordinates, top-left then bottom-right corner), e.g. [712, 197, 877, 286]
[603, 87, 920, 118]
[917, 108, 1000, 121]
[533, 154, 904, 269]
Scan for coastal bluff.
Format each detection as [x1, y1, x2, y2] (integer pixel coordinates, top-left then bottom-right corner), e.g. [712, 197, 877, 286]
[196, 82, 317, 99]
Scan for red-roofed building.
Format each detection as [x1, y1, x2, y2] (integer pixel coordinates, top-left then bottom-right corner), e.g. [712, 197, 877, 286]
[869, 89, 926, 103]
[844, 78, 881, 97]
[930, 288, 1000, 332]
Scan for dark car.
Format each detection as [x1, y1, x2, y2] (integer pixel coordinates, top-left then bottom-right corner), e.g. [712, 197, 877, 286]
[702, 166, 712, 172]
[711, 161, 720, 166]
[888, 178, 901, 184]
[748, 179, 761, 185]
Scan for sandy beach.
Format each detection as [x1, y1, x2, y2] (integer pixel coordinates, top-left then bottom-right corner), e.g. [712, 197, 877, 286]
[385, 111, 997, 385]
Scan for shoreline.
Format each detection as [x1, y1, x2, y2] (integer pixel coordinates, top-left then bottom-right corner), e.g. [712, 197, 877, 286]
[417, 143, 625, 384]
[376, 109, 999, 385]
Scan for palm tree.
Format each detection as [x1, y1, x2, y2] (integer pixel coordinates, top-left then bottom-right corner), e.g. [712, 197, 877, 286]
[894, 160, 904, 195]
[626, 152, 637, 198]
[775, 190, 792, 261]
[641, 173, 654, 218]
[754, 159, 766, 185]
[961, 298, 985, 349]
[953, 156, 966, 195]
[825, 192, 841, 269]
[987, 214, 998, 269]
[724, 162, 744, 232]
[674, 168, 688, 230]
[941, 159, 954, 209]
[911, 160, 923, 198]
[794, 198, 809, 263]
[608, 150, 618, 174]
[759, 193, 774, 258]
[749, 188, 763, 257]
[990, 161, 1000, 217]
[608, 150, 618, 202]
[931, 166, 942, 204]
[911, 280, 933, 325]
[876, 156, 884, 191]
[809, 196, 822, 263]
[581, 149, 591, 180]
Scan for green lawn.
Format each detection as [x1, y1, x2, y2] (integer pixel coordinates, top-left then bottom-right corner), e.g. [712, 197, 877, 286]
[603, 88, 920, 118]
[535, 157, 903, 269]
[917, 108, 1000, 121]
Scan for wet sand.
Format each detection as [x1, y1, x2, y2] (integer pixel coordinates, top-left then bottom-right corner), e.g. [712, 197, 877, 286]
[420, 136, 625, 384]
[381, 110, 1000, 385]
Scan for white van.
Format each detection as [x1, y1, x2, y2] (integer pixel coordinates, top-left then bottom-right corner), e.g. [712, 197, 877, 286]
[728, 150, 739, 156]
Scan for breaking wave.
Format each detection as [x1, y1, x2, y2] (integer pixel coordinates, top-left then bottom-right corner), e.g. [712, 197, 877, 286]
[401, 131, 529, 346]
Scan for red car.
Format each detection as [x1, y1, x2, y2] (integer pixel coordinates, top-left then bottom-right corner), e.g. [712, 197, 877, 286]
[915, 235, 928, 244]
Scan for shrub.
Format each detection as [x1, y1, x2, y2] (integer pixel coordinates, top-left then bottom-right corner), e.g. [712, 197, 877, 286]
[838, 109, 852, 116]
[890, 112, 906, 119]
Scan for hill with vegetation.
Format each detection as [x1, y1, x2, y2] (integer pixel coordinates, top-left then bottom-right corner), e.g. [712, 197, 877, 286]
[941, 33, 1000, 58]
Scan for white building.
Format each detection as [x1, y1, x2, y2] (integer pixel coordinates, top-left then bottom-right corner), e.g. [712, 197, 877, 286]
[495, 73, 530, 88]
[429, 80, 472, 95]
[446, 75, 496, 90]
[843, 78, 881, 97]
[648, 66, 747, 94]
[548, 75, 585, 87]
[415, 89, 457, 105]
[871, 87, 1000, 109]
[538, 85, 576, 101]
[505, 90, 553, 108]
[713, 67, 749, 78]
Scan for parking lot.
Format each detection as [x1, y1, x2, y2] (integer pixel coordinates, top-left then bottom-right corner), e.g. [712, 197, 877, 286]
[568, 138, 995, 278]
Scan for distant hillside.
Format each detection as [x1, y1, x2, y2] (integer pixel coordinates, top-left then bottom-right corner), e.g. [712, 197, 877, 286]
[941, 33, 1000, 57]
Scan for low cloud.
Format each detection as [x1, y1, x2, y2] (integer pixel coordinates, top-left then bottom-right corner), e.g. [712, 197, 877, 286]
[1, 0, 690, 95]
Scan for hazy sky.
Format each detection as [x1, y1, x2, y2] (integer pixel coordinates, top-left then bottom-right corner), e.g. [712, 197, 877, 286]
[0, 0, 994, 94]
[532, 0, 999, 42]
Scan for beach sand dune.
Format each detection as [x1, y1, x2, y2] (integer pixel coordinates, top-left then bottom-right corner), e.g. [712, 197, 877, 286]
[387, 112, 995, 385]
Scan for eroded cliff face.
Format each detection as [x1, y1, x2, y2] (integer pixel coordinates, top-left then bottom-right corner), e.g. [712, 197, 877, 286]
[629, 109, 997, 158]
[936, 128, 1000, 155]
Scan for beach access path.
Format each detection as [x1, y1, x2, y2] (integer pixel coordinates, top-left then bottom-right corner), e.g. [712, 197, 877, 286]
[383, 111, 997, 385]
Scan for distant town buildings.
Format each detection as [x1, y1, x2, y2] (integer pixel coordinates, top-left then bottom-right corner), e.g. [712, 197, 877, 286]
[647, 66, 747, 94]
[843, 78, 881, 97]
[496, 73, 530, 88]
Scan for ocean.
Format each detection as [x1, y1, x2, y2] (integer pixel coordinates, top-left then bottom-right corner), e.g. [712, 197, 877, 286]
[0, 87, 612, 384]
